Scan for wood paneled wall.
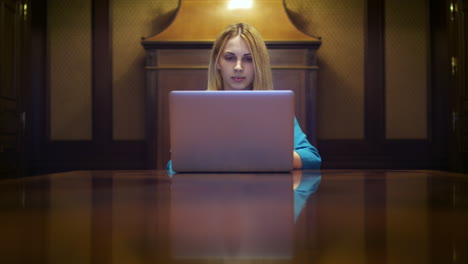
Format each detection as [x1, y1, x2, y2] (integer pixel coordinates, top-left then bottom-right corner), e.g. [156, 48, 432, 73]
[26, 0, 450, 174]
[0, 0, 29, 178]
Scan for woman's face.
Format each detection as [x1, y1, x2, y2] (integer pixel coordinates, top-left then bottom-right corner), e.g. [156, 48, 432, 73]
[216, 35, 255, 90]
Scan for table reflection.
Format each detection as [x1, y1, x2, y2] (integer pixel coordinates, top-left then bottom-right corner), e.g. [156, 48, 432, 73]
[168, 171, 321, 261]
[1, 170, 468, 264]
[170, 173, 295, 259]
[293, 170, 322, 222]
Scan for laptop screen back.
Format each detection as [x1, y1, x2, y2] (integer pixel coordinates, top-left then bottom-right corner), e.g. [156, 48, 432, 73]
[169, 90, 294, 172]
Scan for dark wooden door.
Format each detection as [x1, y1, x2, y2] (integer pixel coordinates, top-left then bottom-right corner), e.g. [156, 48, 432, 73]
[448, 0, 468, 172]
[0, 0, 26, 178]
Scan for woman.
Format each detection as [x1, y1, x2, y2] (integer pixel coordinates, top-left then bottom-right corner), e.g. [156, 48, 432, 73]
[207, 23, 272, 91]
[168, 23, 321, 171]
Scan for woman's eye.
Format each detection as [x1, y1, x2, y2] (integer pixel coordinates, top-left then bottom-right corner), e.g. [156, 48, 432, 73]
[224, 55, 235, 61]
[244, 56, 253, 62]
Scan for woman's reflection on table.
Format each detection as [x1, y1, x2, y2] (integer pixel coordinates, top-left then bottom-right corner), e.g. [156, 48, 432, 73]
[168, 171, 321, 260]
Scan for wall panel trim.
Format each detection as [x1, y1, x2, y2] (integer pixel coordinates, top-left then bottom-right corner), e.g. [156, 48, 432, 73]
[365, 0, 386, 143]
[92, 0, 112, 143]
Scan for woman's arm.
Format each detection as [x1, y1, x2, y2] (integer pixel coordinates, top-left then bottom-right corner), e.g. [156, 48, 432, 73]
[294, 118, 322, 169]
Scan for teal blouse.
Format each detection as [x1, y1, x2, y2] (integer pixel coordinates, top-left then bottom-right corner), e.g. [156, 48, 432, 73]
[292, 118, 321, 169]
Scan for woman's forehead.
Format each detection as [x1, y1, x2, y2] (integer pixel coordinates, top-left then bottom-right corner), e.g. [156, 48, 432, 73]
[222, 35, 251, 54]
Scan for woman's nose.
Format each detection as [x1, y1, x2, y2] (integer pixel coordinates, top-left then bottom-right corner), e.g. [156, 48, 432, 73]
[234, 59, 243, 71]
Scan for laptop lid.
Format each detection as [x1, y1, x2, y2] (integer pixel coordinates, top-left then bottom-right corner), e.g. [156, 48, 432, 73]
[169, 90, 294, 172]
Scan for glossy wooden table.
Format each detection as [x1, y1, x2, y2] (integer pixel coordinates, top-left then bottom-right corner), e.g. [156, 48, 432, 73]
[1, 170, 467, 264]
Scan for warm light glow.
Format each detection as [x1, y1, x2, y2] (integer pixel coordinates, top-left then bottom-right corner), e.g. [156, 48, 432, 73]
[228, 0, 253, 10]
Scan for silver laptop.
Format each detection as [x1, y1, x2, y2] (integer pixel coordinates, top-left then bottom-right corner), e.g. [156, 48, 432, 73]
[169, 90, 295, 172]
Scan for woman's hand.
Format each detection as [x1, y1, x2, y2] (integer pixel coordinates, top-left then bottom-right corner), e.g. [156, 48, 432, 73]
[293, 151, 302, 169]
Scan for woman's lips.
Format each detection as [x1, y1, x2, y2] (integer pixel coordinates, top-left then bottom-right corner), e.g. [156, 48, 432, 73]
[232, 76, 245, 82]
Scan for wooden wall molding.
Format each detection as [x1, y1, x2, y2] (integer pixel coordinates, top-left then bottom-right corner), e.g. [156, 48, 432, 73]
[26, 0, 449, 174]
[317, 0, 448, 170]
[28, 0, 146, 175]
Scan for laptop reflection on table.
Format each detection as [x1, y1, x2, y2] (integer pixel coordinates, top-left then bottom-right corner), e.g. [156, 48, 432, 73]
[170, 173, 294, 260]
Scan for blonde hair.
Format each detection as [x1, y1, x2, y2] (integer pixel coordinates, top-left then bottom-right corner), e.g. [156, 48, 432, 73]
[207, 23, 273, 91]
